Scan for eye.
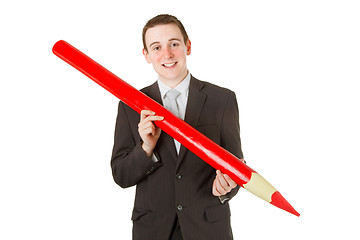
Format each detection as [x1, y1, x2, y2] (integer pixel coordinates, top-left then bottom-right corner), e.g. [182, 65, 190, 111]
[170, 42, 179, 47]
[152, 46, 160, 51]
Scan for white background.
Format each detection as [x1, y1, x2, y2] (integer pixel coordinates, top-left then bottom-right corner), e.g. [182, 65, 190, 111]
[1, 0, 359, 239]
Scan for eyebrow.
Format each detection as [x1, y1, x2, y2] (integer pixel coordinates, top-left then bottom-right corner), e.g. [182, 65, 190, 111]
[149, 41, 160, 49]
[168, 38, 182, 42]
[149, 38, 182, 48]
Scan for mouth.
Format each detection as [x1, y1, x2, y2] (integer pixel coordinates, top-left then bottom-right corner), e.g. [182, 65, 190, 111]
[162, 62, 177, 68]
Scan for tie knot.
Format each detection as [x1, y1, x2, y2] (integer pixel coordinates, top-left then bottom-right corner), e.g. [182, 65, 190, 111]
[165, 89, 181, 100]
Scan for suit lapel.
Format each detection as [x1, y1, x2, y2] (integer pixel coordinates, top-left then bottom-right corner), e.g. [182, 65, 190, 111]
[145, 81, 162, 105]
[177, 77, 207, 168]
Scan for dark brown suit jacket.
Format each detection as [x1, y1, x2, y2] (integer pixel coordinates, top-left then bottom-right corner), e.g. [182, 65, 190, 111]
[111, 76, 243, 240]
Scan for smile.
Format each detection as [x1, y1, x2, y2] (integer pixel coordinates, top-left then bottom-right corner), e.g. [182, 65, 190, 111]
[162, 62, 177, 68]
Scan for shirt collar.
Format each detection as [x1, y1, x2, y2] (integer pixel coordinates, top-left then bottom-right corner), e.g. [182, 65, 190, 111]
[157, 72, 191, 100]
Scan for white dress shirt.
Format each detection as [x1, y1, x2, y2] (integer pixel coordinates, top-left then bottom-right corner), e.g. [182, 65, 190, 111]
[157, 72, 191, 153]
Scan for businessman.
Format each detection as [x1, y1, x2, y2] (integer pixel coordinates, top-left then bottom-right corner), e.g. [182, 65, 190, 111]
[111, 14, 245, 240]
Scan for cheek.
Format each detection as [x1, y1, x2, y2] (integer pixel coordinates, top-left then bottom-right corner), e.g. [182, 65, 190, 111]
[177, 48, 188, 59]
[147, 52, 161, 64]
[153, 54, 163, 63]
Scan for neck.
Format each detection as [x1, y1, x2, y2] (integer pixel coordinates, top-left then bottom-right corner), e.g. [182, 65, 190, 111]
[159, 70, 189, 88]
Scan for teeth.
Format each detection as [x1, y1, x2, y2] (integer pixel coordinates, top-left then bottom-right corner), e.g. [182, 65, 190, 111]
[163, 63, 176, 67]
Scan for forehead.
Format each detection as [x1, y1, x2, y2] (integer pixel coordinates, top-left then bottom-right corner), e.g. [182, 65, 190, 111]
[145, 24, 184, 46]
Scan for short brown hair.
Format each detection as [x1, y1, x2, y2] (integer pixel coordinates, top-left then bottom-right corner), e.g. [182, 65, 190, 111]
[142, 14, 189, 52]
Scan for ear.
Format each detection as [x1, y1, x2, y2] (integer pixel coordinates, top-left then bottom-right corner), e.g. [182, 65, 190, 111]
[186, 39, 191, 55]
[142, 48, 151, 64]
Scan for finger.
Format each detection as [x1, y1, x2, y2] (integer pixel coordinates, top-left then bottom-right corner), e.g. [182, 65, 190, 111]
[212, 180, 222, 196]
[215, 170, 231, 194]
[141, 125, 156, 136]
[138, 116, 162, 131]
[145, 115, 164, 122]
[141, 122, 159, 136]
[216, 170, 237, 189]
[216, 172, 232, 192]
[154, 127, 162, 137]
[214, 176, 228, 195]
[139, 121, 154, 131]
[140, 110, 155, 121]
[222, 174, 237, 189]
[139, 115, 164, 127]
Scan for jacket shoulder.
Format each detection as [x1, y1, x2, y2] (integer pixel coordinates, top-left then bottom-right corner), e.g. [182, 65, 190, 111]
[139, 81, 158, 94]
[192, 76, 235, 97]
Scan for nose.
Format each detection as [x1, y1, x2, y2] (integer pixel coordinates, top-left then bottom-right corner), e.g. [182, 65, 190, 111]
[163, 46, 174, 59]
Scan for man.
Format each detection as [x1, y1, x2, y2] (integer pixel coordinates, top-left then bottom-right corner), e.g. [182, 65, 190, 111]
[111, 14, 244, 240]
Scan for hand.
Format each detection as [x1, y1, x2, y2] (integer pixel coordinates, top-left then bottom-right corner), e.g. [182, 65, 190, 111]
[212, 170, 238, 197]
[138, 110, 164, 157]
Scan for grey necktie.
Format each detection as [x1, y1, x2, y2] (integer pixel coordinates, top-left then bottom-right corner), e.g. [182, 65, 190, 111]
[164, 89, 181, 153]
[165, 89, 181, 118]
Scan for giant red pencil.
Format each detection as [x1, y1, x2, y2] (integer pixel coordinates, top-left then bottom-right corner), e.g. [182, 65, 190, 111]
[52, 40, 299, 216]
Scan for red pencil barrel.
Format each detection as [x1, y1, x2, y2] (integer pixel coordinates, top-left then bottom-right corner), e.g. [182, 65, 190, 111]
[52, 40, 254, 186]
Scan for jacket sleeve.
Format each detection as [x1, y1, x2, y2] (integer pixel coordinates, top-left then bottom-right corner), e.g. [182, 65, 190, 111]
[110, 101, 162, 188]
[219, 91, 244, 202]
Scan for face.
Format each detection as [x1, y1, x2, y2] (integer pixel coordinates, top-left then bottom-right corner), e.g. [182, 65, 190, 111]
[143, 24, 191, 87]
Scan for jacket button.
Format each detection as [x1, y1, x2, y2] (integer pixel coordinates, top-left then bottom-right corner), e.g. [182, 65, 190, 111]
[177, 205, 183, 211]
[176, 173, 182, 179]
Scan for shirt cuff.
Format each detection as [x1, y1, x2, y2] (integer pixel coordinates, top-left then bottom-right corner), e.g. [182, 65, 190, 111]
[151, 153, 159, 162]
[219, 195, 230, 204]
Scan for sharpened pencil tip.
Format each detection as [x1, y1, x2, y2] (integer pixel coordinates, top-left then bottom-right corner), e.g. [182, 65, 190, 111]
[270, 191, 300, 217]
